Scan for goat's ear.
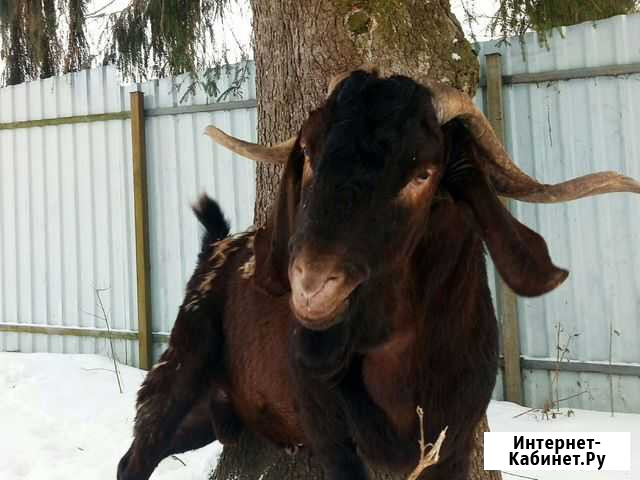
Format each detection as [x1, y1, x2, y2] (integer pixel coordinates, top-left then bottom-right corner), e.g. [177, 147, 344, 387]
[253, 140, 304, 295]
[444, 131, 568, 297]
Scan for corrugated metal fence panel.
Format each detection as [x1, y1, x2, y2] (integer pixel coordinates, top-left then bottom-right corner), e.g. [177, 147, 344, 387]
[0, 64, 258, 367]
[129, 66, 257, 360]
[0, 66, 140, 365]
[477, 14, 640, 412]
[2, 23, 639, 409]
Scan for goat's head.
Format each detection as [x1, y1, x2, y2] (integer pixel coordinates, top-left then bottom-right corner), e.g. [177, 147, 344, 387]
[206, 69, 640, 331]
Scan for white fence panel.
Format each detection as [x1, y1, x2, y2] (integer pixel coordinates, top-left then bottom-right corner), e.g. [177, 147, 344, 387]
[0, 64, 257, 367]
[477, 14, 640, 413]
[2, 18, 640, 413]
[137, 68, 257, 359]
[0, 67, 139, 365]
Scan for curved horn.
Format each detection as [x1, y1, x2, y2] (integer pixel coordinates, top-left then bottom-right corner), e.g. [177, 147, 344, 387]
[205, 126, 295, 164]
[425, 81, 640, 203]
[206, 66, 379, 164]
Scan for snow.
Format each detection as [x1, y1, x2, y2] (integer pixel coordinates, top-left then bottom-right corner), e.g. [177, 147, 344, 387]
[0, 353, 221, 480]
[1, 352, 637, 479]
[488, 402, 638, 480]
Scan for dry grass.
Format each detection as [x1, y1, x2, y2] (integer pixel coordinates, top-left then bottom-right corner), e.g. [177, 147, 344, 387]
[406, 406, 448, 480]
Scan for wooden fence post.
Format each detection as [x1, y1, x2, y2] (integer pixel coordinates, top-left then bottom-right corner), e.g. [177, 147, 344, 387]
[485, 53, 524, 405]
[131, 91, 153, 370]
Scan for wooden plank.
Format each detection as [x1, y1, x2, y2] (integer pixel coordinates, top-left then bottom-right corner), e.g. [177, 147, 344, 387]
[505, 62, 640, 85]
[0, 323, 138, 341]
[485, 53, 524, 405]
[131, 91, 153, 370]
[479, 62, 640, 87]
[0, 323, 171, 344]
[0, 99, 256, 131]
[145, 99, 257, 117]
[0, 111, 130, 131]
[153, 332, 171, 343]
[521, 358, 640, 377]
[498, 356, 640, 378]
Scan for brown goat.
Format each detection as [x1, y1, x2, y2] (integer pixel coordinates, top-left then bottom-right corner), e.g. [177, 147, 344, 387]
[117, 70, 640, 480]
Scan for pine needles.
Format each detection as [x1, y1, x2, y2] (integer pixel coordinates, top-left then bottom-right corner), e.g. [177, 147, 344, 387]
[104, 0, 230, 80]
[490, 0, 638, 45]
[0, 0, 90, 85]
[2, 1, 638, 87]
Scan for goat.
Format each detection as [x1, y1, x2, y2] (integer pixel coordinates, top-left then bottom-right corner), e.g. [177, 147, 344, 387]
[117, 70, 640, 480]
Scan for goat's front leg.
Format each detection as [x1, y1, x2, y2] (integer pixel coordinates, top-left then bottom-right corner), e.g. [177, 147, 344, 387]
[117, 307, 225, 480]
[337, 357, 419, 470]
[117, 349, 210, 479]
[290, 325, 369, 480]
[118, 394, 216, 480]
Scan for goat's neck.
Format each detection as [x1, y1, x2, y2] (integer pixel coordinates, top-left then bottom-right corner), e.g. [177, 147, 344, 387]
[364, 200, 491, 352]
[359, 201, 498, 441]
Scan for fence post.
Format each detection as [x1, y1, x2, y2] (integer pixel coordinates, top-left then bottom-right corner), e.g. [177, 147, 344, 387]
[485, 53, 524, 405]
[130, 91, 153, 370]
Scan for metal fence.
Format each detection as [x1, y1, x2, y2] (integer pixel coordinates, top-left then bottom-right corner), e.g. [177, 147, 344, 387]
[476, 13, 640, 413]
[138, 70, 257, 362]
[1, 14, 639, 413]
[0, 64, 257, 368]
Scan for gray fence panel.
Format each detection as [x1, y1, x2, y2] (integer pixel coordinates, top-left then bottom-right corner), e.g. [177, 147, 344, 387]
[137, 67, 258, 360]
[0, 67, 139, 365]
[477, 13, 640, 413]
[2, 16, 640, 413]
[0, 64, 257, 368]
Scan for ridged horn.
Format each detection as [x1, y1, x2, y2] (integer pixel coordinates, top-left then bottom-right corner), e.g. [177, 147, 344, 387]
[205, 126, 294, 164]
[424, 80, 640, 202]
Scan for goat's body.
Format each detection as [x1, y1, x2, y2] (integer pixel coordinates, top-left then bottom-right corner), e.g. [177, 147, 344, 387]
[222, 265, 305, 444]
[134, 197, 495, 478]
[221, 201, 498, 479]
[118, 197, 498, 480]
[118, 70, 640, 480]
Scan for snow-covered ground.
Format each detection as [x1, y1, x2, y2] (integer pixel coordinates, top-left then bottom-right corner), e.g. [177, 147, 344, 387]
[0, 352, 637, 480]
[488, 401, 638, 480]
[0, 353, 220, 480]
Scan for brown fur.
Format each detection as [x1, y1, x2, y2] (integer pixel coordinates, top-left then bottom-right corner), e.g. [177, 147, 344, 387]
[118, 72, 569, 480]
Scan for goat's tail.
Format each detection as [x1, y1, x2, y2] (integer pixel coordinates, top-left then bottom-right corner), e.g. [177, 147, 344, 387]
[192, 194, 230, 243]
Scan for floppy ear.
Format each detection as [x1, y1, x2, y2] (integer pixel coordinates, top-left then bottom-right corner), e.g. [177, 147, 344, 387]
[253, 139, 305, 295]
[443, 124, 568, 297]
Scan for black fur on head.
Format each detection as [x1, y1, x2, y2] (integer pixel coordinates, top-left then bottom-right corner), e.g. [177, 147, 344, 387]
[254, 69, 568, 332]
[253, 70, 447, 331]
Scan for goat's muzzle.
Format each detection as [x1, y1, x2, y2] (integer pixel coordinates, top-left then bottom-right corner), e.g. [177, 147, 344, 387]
[289, 252, 365, 330]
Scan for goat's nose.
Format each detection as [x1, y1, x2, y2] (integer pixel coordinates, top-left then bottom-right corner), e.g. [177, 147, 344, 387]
[292, 258, 344, 302]
[290, 256, 348, 322]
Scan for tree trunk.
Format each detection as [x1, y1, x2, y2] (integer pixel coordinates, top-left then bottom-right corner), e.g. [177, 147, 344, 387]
[211, 417, 500, 480]
[251, 0, 479, 225]
[214, 1, 501, 479]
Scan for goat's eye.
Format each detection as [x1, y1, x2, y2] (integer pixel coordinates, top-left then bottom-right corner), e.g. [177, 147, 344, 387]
[414, 171, 431, 182]
[302, 146, 311, 157]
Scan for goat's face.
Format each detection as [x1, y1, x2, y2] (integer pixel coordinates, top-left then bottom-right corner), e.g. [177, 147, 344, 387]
[206, 69, 639, 332]
[288, 73, 445, 329]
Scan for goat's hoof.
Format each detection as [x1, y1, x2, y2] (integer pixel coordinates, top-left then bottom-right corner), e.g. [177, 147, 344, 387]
[116, 448, 132, 480]
[213, 418, 243, 445]
[117, 447, 150, 480]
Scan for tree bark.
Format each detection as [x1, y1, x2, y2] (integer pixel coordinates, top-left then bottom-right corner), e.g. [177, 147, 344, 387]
[213, 1, 501, 479]
[251, 0, 478, 226]
[211, 417, 501, 480]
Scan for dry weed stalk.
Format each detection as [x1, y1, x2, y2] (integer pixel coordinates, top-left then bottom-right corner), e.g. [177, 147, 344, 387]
[95, 287, 123, 394]
[406, 406, 448, 480]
